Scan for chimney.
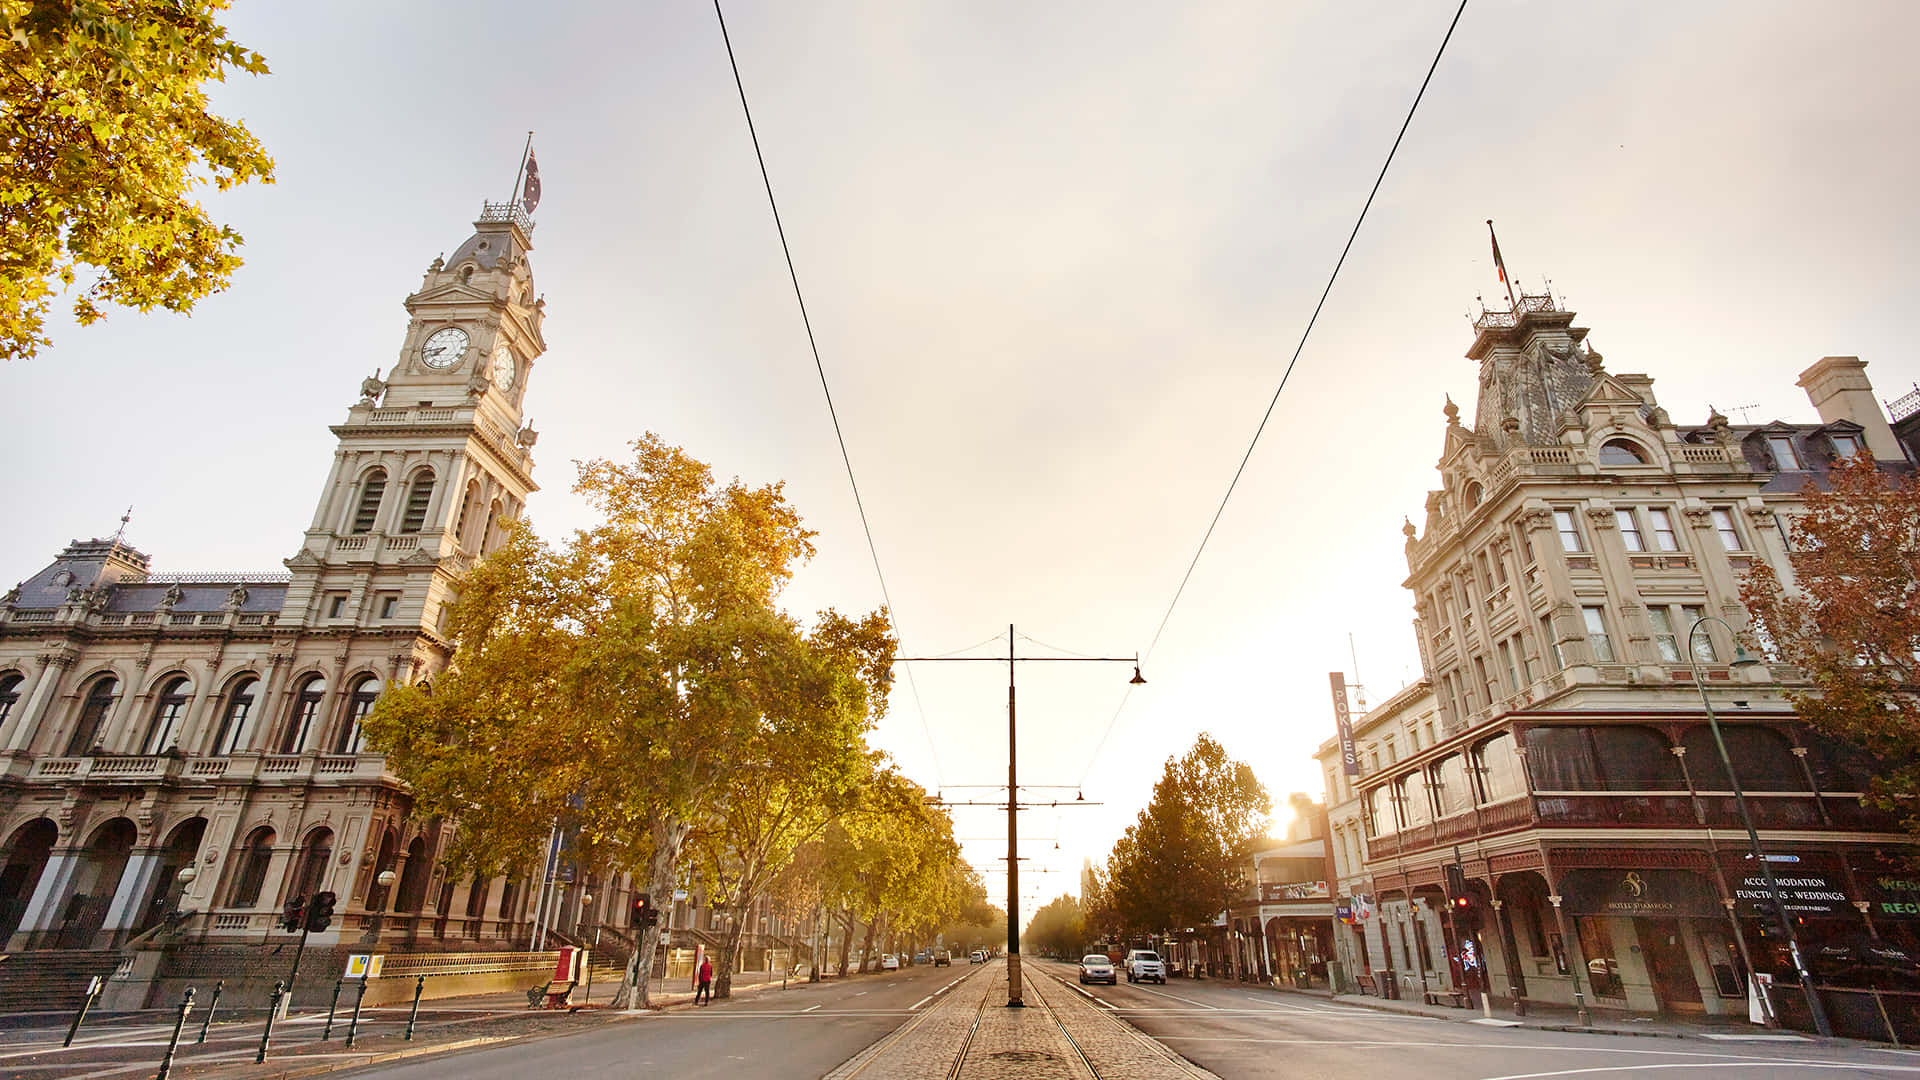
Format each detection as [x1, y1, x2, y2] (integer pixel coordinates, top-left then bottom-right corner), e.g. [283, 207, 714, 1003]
[1797, 357, 1905, 463]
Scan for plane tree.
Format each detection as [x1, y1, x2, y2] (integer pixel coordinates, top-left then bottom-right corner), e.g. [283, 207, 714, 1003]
[2, 0, 275, 360]
[363, 434, 894, 1008]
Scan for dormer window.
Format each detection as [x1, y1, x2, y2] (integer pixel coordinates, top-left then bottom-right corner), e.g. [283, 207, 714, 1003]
[1597, 439, 1649, 466]
[1829, 433, 1863, 461]
[1766, 435, 1802, 471]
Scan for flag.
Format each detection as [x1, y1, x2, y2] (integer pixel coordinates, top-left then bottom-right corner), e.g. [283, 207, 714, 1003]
[1487, 219, 1508, 285]
[520, 152, 541, 215]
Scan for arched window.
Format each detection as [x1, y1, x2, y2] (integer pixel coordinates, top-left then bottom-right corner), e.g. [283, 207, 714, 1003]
[396, 837, 430, 913]
[210, 676, 257, 755]
[1396, 772, 1432, 828]
[398, 470, 435, 534]
[1597, 439, 1650, 466]
[334, 675, 380, 754]
[1432, 753, 1472, 818]
[1464, 482, 1484, 508]
[229, 827, 276, 907]
[483, 500, 502, 552]
[1365, 786, 1394, 837]
[140, 676, 191, 754]
[350, 468, 388, 534]
[454, 481, 480, 545]
[1472, 732, 1526, 803]
[279, 675, 327, 754]
[1525, 725, 1681, 791]
[0, 673, 23, 730]
[498, 878, 518, 920]
[1680, 725, 1809, 792]
[465, 877, 490, 919]
[290, 829, 333, 899]
[66, 677, 117, 755]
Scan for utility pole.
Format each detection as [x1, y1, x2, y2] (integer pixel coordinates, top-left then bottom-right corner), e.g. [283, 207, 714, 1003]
[896, 624, 1140, 1008]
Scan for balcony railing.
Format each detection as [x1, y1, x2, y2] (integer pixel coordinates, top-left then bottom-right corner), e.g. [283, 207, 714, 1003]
[1364, 792, 1889, 857]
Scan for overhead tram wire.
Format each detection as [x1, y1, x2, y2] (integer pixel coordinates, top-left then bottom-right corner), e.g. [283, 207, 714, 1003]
[711, 0, 945, 787]
[1075, 0, 1472, 789]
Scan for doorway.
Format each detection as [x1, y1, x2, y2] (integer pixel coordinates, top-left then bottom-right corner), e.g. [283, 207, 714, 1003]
[1642, 917, 1705, 1014]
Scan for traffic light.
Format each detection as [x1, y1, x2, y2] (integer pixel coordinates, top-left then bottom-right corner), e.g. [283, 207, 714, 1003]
[305, 890, 337, 933]
[281, 894, 307, 933]
[1444, 863, 1468, 904]
[631, 892, 659, 928]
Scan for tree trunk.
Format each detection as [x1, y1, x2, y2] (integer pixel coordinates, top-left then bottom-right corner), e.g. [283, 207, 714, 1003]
[810, 903, 824, 983]
[836, 908, 854, 976]
[857, 913, 879, 973]
[609, 813, 690, 1009]
[715, 897, 750, 999]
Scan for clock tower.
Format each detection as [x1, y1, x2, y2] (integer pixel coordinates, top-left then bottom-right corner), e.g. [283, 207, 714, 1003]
[281, 201, 544, 652]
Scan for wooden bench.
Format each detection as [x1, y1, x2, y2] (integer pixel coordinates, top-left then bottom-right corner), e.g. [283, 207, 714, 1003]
[1424, 988, 1469, 1008]
[527, 979, 577, 1009]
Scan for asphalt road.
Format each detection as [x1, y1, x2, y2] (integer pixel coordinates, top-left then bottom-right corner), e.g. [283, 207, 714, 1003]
[1029, 959, 1920, 1080]
[342, 961, 981, 1080]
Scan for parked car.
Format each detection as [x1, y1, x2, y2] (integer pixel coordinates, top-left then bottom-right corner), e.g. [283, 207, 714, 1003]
[970, 950, 986, 964]
[933, 950, 951, 967]
[1079, 954, 1117, 985]
[880, 953, 900, 971]
[1126, 949, 1166, 984]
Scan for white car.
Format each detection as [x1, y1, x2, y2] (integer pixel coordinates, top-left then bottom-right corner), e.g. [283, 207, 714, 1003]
[880, 954, 900, 971]
[1078, 954, 1117, 985]
[970, 950, 986, 964]
[1126, 949, 1166, 984]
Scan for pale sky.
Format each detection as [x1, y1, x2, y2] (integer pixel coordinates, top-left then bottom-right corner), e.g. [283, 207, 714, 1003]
[4, 1, 1916, 918]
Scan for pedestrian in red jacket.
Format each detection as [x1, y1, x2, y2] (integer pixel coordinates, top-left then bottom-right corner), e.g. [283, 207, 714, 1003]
[695, 957, 714, 1005]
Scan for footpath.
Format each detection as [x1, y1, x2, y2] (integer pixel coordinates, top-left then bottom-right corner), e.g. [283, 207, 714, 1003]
[1, 969, 803, 1080]
[1248, 979, 1806, 1043]
[827, 960, 1218, 1080]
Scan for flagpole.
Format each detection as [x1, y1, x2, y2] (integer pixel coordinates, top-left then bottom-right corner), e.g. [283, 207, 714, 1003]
[509, 131, 533, 206]
[1487, 219, 1518, 311]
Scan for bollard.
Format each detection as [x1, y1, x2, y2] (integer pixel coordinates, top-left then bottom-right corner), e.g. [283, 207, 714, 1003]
[322, 978, 344, 1040]
[255, 981, 284, 1064]
[154, 986, 195, 1080]
[404, 974, 425, 1039]
[196, 980, 223, 1044]
[344, 975, 369, 1048]
[63, 975, 105, 1048]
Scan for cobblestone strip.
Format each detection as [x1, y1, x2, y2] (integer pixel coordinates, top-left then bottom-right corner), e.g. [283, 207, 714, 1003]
[1027, 970, 1223, 1080]
[821, 966, 992, 1080]
[952, 966, 1092, 1080]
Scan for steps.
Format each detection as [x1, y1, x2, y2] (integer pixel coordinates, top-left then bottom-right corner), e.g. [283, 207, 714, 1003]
[0, 950, 126, 1014]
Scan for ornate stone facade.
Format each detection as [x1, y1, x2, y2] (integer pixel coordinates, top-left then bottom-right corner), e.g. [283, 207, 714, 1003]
[0, 204, 546, 954]
[1317, 290, 1918, 1021]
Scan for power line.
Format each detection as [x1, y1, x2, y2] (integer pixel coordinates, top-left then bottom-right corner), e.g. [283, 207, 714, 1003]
[1079, 0, 1471, 785]
[711, 0, 944, 786]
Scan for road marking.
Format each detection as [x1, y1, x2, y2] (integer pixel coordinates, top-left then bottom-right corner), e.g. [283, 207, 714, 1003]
[910, 996, 933, 1010]
[1123, 983, 1219, 1009]
[1236, 991, 1319, 1013]
[802, 1005, 821, 1012]
[1470, 1017, 1524, 1026]
[1698, 1033, 1809, 1041]
[854, 990, 868, 997]
[1478, 1065, 1920, 1079]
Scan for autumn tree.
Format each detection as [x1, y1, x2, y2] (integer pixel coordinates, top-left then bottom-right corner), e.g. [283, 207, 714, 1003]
[363, 434, 894, 1008]
[1, 0, 276, 361]
[1742, 456, 1920, 841]
[1103, 733, 1270, 937]
[1025, 894, 1087, 958]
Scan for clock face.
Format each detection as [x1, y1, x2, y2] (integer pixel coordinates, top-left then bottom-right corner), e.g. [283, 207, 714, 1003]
[421, 327, 468, 369]
[490, 341, 516, 391]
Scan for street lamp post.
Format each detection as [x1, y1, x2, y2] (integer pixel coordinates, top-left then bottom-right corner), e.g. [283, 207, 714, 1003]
[363, 869, 398, 945]
[1685, 615, 1832, 1038]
